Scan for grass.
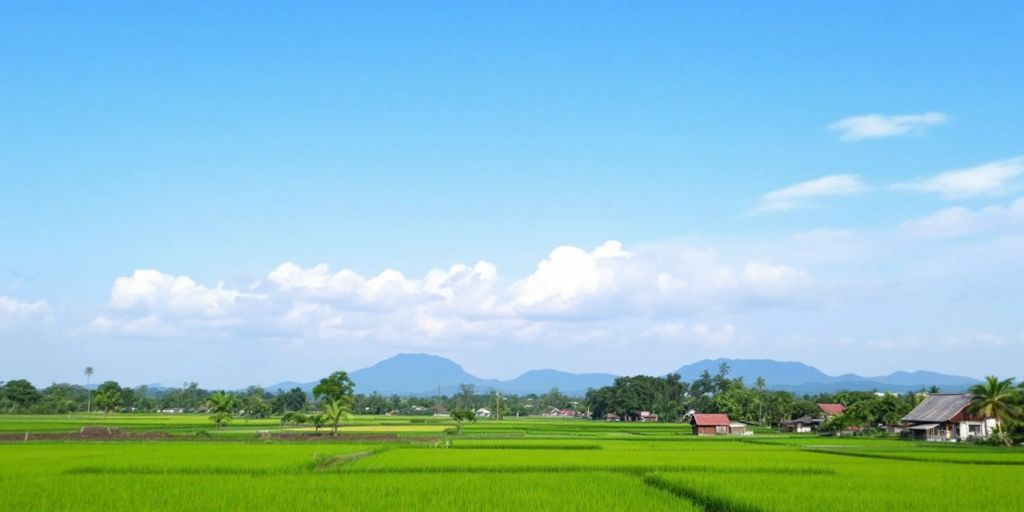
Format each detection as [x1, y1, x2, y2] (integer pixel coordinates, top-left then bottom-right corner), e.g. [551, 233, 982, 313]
[1, 415, 1022, 511]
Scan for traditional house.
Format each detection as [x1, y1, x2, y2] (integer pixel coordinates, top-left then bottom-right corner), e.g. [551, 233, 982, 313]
[639, 411, 659, 422]
[901, 393, 996, 442]
[475, 408, 491, 419]
[728, 421, 749, 435]
[817, 403, 846, 419]
[780, 416, 823, 433]
[690, 413, 731, 436]
[605, 413, 621, 422]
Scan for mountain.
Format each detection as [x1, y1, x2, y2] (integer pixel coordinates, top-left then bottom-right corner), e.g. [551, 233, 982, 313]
[348, 353, 501, 395]
[500, 369, 616, 395]
[674, 358, 832, 387]
[672, 358, 982, 394]
[267, 354, 981, 396]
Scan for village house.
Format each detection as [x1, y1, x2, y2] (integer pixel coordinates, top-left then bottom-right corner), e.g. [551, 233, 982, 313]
[690, 413, 731, 436]
[780, 416, 823, 433]
[817, 403, 846, 419]
[901, 393, 996, 442]
[728, 421, 749, 435]
[475, 407, 491, 419]
[639, 411, 659, 422]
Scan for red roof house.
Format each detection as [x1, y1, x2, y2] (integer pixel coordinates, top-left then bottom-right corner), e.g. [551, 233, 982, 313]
[817, 404, 846, 417]
[690, 414, 731, 436]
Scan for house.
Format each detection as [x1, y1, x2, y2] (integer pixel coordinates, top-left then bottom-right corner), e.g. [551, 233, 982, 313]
[690, 413, 732, 436]
[780, 416, 823, 433]
[475, 408, 491, 419]
[432, 405, 449, 417]
[817, 403, 846, 419]
[728, 421, 750, 435]
[901, 393, 996, 442]
[605, 413, 621, 422]
[639, 411, 659, 422]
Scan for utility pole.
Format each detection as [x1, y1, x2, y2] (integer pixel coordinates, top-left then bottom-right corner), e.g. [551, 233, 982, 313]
[494, 391, 501, 421]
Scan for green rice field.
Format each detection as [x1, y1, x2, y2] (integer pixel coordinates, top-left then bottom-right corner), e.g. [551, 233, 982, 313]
[1, 414, 1022, 511]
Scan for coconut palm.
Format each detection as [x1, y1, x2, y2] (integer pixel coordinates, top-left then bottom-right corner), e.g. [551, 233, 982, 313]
[308, 413, 327, 432]
[84, 367, 94, 414]
[969, 376, 1018, 446]
[323, 400, 352, 435]
[206, 391, 236, 429]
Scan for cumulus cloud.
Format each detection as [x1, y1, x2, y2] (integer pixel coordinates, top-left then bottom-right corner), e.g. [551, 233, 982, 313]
[755, 174, 868, 212]
[829, 112, 947, 140]
[92, 242, 818, 341]
[892, 157, 1023, 198]
[0, 295, 48, 327]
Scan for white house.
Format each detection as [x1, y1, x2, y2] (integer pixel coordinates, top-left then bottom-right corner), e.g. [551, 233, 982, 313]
[475, 408, 491, 419]
[901, 393, 997, 442]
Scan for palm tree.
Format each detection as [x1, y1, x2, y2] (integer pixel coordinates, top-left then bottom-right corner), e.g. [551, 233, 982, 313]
[969, 376, 1018, 446]
[205, 391, 236, 429]
[84, 367, 94, 414]
[323, 400, 352, 435]
[308, 413, 327, 432]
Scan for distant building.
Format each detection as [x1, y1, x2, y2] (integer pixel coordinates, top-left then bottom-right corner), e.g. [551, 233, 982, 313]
[690, 414, 732, 436]
[639, 411, 659, 422]
[817, 403, 846, 418]
[780, 416, 823, 433]
[432, 405, 449, 417]
[728, 421, 750, 436]
[901, 393, 996, 442]
[475, 408, 491, 419]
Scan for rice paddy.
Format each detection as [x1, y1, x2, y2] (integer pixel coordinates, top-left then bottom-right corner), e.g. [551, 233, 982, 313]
[1, 415, 1021, 511]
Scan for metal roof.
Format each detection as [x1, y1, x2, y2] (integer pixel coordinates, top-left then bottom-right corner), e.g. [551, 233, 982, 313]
[908, 423, 940, 430]
[691, 413, 730, 426]
[901, 394, 973, 423]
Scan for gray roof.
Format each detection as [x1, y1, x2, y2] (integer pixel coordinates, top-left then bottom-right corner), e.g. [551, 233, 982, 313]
[901, 394, 973, 423]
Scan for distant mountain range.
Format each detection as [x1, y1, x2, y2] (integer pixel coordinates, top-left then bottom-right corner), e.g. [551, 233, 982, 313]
[265, 353, 981, 396]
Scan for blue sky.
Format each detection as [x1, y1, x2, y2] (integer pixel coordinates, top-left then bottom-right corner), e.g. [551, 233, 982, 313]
[2, 2, 1022, 388]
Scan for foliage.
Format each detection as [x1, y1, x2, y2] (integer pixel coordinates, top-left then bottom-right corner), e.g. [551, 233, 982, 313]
[323, 400, 353, 435]
[205, 391, 236, 429]
[450, 408, 477, 433]
[313, 371, 356, 405]
[969, 376, 1019, 446]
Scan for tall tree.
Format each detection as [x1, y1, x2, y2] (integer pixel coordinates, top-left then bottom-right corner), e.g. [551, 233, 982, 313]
[205, 391, 236, 429]
[93, 381, 123, 417]
[314, 372, 355, 406]
[2, 380, 40, 413]
[84, 366, 94, 414]
[969, 376, 1018, 446]
[457, 384, 476, 409]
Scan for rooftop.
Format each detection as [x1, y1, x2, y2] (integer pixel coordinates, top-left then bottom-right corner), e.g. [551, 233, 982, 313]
[691, 413, 730, 426]
[902, 394, 973, 423]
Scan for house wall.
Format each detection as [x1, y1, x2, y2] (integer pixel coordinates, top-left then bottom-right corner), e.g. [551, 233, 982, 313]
[693, 425, 720, 436]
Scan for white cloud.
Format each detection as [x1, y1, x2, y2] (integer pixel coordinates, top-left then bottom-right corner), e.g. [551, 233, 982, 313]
[646, 322, 736, 347]
[892, 157, 1023, 198]
[93, 241, 817, 341]
[513, 241, 629, 312]
[900, 198, 1024, 239]
[109, 269, 262, 316]
[829, 112, 947, 140]
[756, 174, 868, 212]
[0, 295, 48, 327]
